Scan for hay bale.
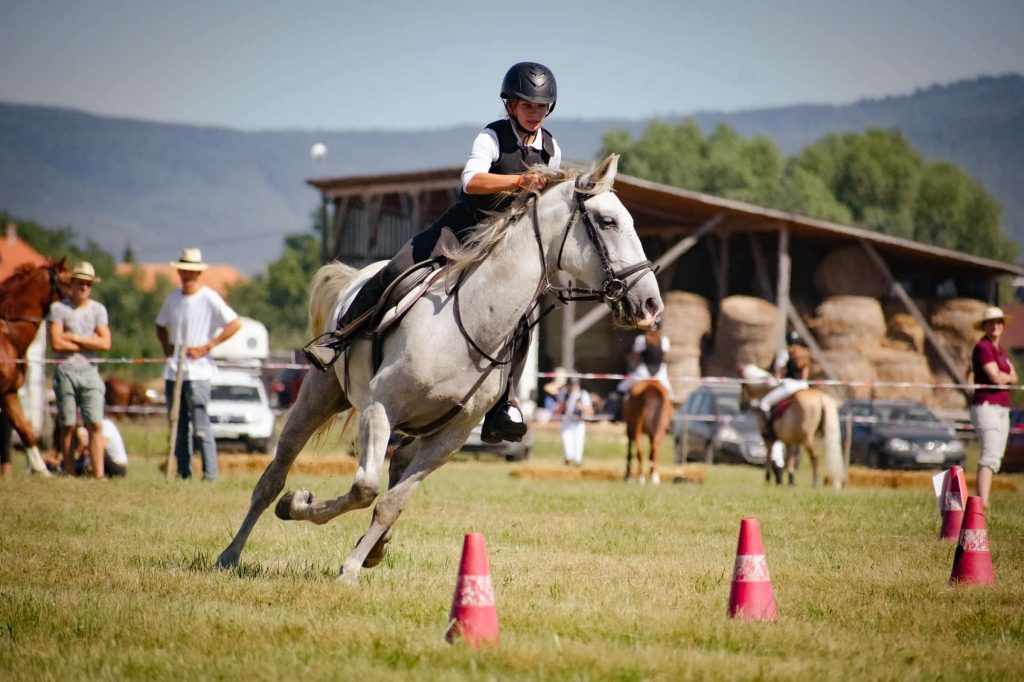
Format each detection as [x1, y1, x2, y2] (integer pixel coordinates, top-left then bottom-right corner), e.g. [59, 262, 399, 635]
[706, 296, 782, 376]
[930, 298, 987, 346]
[844, 465, 1017, 492]
[868, 348, 933, 403]
[809, 296, 886, 353]
[160, 454, 358, 476]
[884, 312, 925, 353]
[660, 291, 711, 350]
[666, 350, 701, 402]
[813, 246, 890, 297]
[509, 463, 705, 484]
[813, 350, 877, 400]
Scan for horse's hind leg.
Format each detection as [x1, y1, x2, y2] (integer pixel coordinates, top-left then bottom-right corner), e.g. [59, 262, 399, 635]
[279, 401, 390, 524]
[1, 392, 48, 475]
[624, 435, 634, 481]
[217, 368, 349, 569]
[648, 436, 660, 485]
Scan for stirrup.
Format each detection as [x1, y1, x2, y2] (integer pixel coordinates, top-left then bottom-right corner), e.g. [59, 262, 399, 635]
[302, 333, 348, 372]
[481, 405, 527, 444]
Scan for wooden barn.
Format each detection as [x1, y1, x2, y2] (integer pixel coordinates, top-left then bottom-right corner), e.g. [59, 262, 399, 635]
[308, 168, 1024, 411]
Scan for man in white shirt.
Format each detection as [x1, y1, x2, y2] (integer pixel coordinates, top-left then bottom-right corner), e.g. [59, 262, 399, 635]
[156, 248, 241, 481]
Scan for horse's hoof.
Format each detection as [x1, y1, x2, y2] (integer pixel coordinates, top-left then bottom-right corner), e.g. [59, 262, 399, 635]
[338, 564, 360, 586]
[651, 472, 660, 485]
[216, 552, 239, 569]
[275, 490, 311, 520]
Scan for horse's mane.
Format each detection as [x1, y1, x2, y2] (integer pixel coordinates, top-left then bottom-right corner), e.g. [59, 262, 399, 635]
[0, 263, 47, 317]
[441, 163, 615, 277]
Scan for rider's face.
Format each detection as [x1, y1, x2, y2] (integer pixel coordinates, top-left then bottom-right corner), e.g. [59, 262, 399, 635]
[509, 100, 549, 132]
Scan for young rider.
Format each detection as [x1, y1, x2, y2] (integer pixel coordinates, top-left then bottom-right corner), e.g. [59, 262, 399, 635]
[616, 328, 673, 397]
[757, 331, 812, 449]
[317, 62, 562, 444]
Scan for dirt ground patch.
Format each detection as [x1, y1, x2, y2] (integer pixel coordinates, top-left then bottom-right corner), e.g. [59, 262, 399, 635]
[509, 462, 705, 484]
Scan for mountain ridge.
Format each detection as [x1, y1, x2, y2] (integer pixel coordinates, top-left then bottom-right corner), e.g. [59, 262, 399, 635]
[1, 74, 1021, 271]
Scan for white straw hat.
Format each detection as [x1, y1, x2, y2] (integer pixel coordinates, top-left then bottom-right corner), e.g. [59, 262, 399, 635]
[70, 261, 101, 283]
[975, 306, 1010, 330]
[171, 248, 209, 271]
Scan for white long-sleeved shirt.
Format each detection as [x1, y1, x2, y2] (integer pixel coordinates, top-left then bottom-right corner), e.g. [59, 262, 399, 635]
[460, 125, 562, 192]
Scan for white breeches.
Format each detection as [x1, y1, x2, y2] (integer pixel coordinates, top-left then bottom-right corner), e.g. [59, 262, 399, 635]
[762, 379, 809, 411]
[561, 421, 586, 464]
[617, 363, 673, 397]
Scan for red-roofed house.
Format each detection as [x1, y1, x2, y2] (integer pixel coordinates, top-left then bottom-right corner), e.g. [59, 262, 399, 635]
[0, 221, 47, 281]
[115, 263, 248, 297]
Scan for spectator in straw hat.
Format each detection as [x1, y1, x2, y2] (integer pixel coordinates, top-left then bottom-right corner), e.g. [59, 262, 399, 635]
[48, 261, 111, 478]
[156, 248, 240, 481]
[970, 305, 1017, 507]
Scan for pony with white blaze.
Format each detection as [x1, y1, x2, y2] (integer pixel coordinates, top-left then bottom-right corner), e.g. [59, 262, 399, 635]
[740, 364, 845, 490]
[218, 155, 664, 582]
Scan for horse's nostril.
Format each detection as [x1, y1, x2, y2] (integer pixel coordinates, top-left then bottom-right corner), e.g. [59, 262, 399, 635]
[644, 297, 661, 317]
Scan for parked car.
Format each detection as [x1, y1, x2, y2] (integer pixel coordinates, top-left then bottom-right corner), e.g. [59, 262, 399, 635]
[673, 384, 767, 466]
[1001, 409, 1024, 473]
[839, 399, 964, 470]
[208, 371, 276, 453]
[270, 366, 307, 408]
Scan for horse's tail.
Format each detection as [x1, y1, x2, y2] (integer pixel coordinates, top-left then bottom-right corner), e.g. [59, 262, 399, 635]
[308, 261, 359, 337]
[819, 392, 844, 490]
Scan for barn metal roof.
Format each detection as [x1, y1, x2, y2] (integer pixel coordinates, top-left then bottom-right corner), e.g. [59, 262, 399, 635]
[308, 167, 1024, 277]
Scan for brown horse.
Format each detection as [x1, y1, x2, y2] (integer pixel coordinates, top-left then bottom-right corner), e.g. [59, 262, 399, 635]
[0, 259, 69, 476]
[623, 379, 673, 484]
[105, 377, 153, 420]
[740, 365, 844, 489]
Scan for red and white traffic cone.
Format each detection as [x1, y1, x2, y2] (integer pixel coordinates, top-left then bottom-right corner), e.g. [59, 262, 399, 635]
[939, 465, 967, 542]
[950, 496, 995, 586]
[728, 518, 777, 621]
[445, 533, 499, 646]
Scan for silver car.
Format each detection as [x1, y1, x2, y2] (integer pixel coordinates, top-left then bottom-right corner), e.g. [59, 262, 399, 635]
[673, 385, 767, 466]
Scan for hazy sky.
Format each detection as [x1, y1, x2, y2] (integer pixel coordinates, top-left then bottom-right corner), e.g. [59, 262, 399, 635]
[2, 0, 1023, 131]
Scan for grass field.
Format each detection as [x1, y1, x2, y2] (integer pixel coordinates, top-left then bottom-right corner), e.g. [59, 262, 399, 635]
[1, 421, 1023, 680]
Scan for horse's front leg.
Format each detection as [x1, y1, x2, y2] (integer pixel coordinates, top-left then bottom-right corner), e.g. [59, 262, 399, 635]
[805, 443, 818, 488]
[359, 436, 419, 569]
[624, 436, 634, 481]
[339, 429, 466, 585]
[648, 435, 660, 485]
[218, 368, 349, 568]
[0, 392, 48, 475]
[279, 402, 390, 524]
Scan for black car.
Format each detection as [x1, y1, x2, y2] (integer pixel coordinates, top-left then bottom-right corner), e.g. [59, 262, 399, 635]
[839, 399, 964, 469]
[673, 385, 767, 466]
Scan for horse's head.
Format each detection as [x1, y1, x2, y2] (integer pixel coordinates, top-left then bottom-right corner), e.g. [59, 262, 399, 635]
[552, 155, 663, 330]
[48, 257, 70, 305]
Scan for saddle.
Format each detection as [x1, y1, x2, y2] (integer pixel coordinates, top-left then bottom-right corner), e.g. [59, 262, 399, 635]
[302, 260, 446, 372]
[769, 395, 797, 423]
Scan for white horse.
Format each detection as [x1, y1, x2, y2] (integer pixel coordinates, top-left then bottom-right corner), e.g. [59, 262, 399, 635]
[218, 156, 664, 583]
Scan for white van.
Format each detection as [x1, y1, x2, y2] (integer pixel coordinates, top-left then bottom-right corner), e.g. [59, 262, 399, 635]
[208, 371, 275, 453]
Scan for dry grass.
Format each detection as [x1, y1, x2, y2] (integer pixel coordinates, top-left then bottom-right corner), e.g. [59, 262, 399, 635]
[509, 462, 706, 484]
[845, 465, 1018, 492]
[1, 425, 1022, 680]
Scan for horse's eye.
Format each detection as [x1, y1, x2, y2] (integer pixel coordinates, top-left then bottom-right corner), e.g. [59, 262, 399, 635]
[600, 217, 617, 230]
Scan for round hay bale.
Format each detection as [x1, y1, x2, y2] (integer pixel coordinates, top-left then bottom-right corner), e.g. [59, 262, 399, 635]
[660, 291, 711, 350]
[868, 348, 932, 403]
[814, 350, 876, 400]
[929, 367, 969, 411]
[884, 312, 925, 353]
[809, 296, 886, 352]
[930, 298, 987, 346]
[813, 246, 890, 297]
[666, 349, 701, 402]
[706, 296, 781, 376]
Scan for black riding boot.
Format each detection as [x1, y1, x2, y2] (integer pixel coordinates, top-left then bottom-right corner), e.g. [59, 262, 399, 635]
[480, 317, 532, 444]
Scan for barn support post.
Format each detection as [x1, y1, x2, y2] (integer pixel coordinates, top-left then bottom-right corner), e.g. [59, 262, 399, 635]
[570, 213, 725, 338]
[366, 194, 386, 252]
[747, 232, 774, 300]
[319, 196, 330, 262]
[748, 229, 841, 383]
[859, 241, 971, 400]
[561, 299, 576, 371]
[329, 196, 350, 263]
[774, 226, 791, 371]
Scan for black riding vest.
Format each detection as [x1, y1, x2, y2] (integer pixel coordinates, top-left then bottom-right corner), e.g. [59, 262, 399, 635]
[641, 341, 665, 374]
[438, 119, 555, 240]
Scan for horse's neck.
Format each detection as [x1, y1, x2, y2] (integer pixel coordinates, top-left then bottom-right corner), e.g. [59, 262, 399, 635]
[455, 193, 568, 348]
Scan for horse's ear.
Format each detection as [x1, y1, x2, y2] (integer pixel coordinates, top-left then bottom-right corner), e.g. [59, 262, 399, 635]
[54, 256, 67, 268]
[581, 154, 619, 193]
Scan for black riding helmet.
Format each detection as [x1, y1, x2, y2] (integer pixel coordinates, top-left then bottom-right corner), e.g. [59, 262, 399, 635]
[501, 62, 557, 114]
[786, 330, 808, 348]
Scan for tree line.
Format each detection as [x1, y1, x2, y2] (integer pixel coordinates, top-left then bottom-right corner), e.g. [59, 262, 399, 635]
[601, 122, 1017, 262]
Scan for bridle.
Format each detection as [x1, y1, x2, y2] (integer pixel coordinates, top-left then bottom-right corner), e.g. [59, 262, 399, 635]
[534, 179, 657, 305]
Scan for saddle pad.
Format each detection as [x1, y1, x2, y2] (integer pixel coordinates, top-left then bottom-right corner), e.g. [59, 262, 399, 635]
[327, 261, 389, 334]
[375, 267, 447, 335]
[770, 395, 796, 422]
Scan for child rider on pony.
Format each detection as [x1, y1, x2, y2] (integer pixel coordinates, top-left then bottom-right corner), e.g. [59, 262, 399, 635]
[306, 62, 562, 445]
